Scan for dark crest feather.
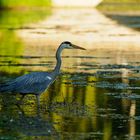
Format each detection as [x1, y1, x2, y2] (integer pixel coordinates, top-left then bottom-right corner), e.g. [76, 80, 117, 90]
[62, 41, 72, 45]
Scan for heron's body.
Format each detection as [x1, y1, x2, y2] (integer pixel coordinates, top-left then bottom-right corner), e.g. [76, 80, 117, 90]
[0, 71, 56, 95]
[0, 41, 85, 106]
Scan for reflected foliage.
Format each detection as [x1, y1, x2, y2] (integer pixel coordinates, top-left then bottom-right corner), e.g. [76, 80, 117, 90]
[0, 9, 51, 28]
[0, 9, 51, 74]
[0, 30, 24, 74]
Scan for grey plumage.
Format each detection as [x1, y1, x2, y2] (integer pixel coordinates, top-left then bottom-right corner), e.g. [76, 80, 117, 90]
[0, 41, 86, 106]
[0, 72, 55, 94]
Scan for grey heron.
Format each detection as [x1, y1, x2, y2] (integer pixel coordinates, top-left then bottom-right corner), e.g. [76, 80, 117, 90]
[0, 41, 86, 107]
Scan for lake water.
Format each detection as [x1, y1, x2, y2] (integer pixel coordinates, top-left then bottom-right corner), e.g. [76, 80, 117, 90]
[0, 7, 140, 140]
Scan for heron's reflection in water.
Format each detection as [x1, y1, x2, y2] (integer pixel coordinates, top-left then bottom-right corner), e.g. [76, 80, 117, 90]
[0, 102, 59, 139]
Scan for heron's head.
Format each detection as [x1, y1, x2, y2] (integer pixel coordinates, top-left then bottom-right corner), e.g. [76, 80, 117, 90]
[60, 41, 86, 50]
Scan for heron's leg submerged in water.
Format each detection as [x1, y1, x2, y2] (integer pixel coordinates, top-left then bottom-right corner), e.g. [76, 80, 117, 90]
[36, 95, 40, 106]
[20, 94, 25, 101]
[16, 94, 25, 105]
[36, 94, 40, 114]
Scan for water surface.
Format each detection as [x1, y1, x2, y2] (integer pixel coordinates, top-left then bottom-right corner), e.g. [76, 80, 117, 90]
[0, 7, 140, 140]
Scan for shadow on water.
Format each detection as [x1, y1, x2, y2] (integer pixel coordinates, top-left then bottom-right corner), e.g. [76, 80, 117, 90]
[99, 2, 140, 31]
[106, 14, 140, 31]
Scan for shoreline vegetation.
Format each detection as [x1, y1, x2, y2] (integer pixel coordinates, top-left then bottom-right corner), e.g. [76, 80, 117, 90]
[104, 0, 139, 2]
[0, 0, 139, 10]
[98, 0, 140, 12]
[0, 0, 51, 9]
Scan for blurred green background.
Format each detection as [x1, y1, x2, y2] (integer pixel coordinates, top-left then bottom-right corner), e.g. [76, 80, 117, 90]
[0, 0, 51, 8]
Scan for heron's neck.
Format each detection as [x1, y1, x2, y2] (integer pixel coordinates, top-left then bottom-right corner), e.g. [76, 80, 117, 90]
[54, 46, 63, 74]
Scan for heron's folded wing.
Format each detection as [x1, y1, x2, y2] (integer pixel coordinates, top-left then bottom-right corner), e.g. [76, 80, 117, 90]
[0, 72, 52, 94]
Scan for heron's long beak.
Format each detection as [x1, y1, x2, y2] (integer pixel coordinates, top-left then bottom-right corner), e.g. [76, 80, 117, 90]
[72, 44, 86, 50]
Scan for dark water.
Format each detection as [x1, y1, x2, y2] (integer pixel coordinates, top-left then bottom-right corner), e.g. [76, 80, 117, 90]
[0, 8, 140, 140]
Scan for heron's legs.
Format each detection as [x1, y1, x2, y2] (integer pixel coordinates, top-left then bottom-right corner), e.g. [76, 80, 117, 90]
[36, 94, 40, 115]
[16, 94, 25, 105]
[20, 94, 25, 101]
[36, 95, 40, 106]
